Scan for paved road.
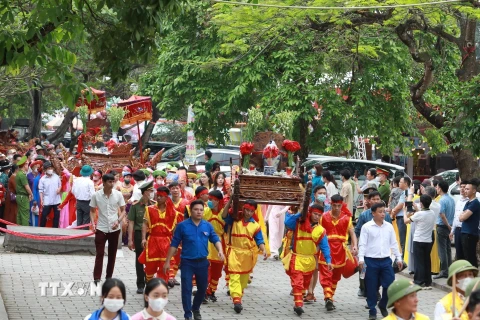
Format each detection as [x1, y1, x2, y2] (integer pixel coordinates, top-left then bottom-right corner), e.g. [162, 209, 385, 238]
[0, 237, 445, 319]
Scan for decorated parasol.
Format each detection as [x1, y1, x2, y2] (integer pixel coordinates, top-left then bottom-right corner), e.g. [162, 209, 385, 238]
[75, 87, 107, 114]
[117, 95, 153, 164]
[118, 95, 153, 126]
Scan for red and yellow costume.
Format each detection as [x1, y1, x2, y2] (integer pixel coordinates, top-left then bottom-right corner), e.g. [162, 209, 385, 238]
[283, 209, 331, 308]
[204, 193, 226, 296]
[225, 204, 264, 305]
[319, 204, 354, 300]
[139, 194, 181, 283]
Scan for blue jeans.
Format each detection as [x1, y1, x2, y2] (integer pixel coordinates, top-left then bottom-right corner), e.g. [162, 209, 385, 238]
[396, 217, 407, 258]
[364, 257, 395, 316]
[180, 258, 209, 318]
[436, 226, 452, 276]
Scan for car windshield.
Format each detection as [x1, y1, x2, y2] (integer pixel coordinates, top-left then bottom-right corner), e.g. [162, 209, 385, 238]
[160, 145, 185, 161]
[437, 171, 457, 186]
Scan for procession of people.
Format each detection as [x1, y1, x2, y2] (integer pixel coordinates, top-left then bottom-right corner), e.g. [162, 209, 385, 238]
[1, 133, 480, 320]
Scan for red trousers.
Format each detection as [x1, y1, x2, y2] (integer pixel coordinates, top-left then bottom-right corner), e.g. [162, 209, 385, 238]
[288, 258, 313, 307]
[207, 261, 224, 295]
[319, 263, 342, 300]
[144, 261, 173, 283]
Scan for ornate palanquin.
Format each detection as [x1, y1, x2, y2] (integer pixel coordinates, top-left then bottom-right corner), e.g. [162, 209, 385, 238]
[66, 143, 163, 174]
[234, 174, 304, 207]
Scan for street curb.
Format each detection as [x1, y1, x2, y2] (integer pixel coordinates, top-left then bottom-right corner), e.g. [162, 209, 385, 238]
[0, 290, 8, 320]
[400, 271, 451, 293]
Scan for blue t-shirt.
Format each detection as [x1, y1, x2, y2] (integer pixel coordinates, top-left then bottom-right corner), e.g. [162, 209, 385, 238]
[171, 219, 220, 259]
[461, 199, 480, 236]
[438, 194, 456, 226]
[354, 208, 392, 238]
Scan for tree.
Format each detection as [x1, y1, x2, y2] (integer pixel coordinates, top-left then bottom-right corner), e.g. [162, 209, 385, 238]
[1, 0, 186, 109]
[139, 2, 418, 159]
[140, 1, 480, 178]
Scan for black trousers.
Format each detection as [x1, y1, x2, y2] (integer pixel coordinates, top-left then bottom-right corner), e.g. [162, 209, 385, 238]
[413, 240, 433, 286]
[454, 227, 464, 260]
[134, 230, 146, 289]
[461, 233, 479, 267]
[40, 204, 60, 228]
[0, 204, 5, 229]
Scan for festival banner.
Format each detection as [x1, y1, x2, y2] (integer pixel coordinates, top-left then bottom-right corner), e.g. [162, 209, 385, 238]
[185, 105, 197, 165]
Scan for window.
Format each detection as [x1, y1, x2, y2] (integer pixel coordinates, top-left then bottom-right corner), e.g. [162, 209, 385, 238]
[451, 184, 460, 195]
[196, 154, 205, 165]
[223, 153, 240, 166]
[210, 152, 224, 163]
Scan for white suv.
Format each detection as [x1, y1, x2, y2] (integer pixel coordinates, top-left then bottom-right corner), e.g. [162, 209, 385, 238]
[195, 149, 240, 175]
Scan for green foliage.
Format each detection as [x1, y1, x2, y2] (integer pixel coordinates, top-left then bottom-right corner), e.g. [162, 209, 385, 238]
[106, 107, 127, 133]
[138, 0, 480, 161]
[1, 0, 187, 108]
[151, 123, 187, 144]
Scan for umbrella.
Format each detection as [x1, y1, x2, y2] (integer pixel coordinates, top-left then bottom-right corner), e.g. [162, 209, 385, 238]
[118, 95, 152, 126]
[75, 87, 107, 114]
[45, 117, 83, 130]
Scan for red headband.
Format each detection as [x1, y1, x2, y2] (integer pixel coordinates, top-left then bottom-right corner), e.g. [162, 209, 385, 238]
[209, 195, 222, 201]
[94, 171, 101, 176]
[157, 191, 169, 197]
[196, 189, 209, 197]
[331, 200, 343, 204]
[310, 208, 324, 215]
[243, 204, 256, 211]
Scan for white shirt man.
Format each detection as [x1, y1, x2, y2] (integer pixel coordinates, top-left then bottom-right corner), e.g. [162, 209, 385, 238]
[72, 176, 95, 201]
[359, 203, 402, 319]
[89, 174, 127, 282]
[38, 164, 62, 228]
[359, 220, 402, 262]
[90, 188, 126, 233]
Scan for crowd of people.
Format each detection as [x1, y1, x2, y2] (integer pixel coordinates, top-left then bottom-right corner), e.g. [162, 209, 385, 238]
[3, 136, 480, 320]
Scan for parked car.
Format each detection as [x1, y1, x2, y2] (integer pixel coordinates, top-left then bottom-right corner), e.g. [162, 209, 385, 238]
[159, 144, 189, 162]
[156, 148, 240, 176]
[41, 131, 73, 148]
[448, 182, 461, 203]
[433, 169, 458, 186]
[158, 144, 239, 163]
[130, 141, 180, 158]
[301, 157, 409, 211]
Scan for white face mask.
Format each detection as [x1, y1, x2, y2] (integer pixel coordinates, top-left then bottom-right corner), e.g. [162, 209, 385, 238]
[103, 298, 124, 313]
[46, 169, 53, 175]
[149, 297, 168, 312]
[93, 177, 99, 181]
[457, 277, 473, 292]
[149, 192, 155, 200]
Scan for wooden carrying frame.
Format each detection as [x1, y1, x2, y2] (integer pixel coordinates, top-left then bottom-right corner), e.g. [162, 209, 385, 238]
[230, 177, 309, 221]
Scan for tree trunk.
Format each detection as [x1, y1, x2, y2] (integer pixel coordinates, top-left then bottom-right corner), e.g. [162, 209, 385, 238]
[297, 117, 309, 162]
[47, 110, 78, 144]
[140, 104, 160, 147]
[69, 124, 79, 152]
[451, 19, 480, 179]
[29, 88, 42, 139]
[451, 147, 480, 180]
